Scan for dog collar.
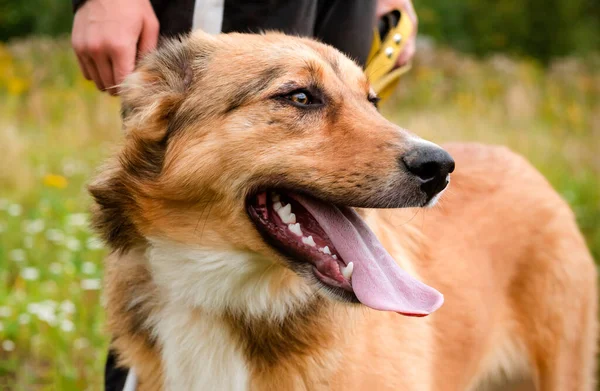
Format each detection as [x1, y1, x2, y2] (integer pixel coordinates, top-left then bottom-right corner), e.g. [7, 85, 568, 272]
[365, 9, 415, 103]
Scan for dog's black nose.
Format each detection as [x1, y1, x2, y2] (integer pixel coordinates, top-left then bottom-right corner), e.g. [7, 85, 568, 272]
[401, 145, 455, 198]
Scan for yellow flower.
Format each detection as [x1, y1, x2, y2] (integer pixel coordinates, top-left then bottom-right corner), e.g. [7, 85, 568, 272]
[7, 77, 28, 96]
[43, 174, 68, 189]
[455, 92, 474, 111]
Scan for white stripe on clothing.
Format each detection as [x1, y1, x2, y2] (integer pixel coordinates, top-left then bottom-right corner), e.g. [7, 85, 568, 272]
[192, 0, 225, 34]
[123, 369, 137, 391]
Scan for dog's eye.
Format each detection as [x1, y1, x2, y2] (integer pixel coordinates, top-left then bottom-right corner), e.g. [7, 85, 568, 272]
[290, 91, 310, 105]
[285, 90, 320, 107]
[275, 88, 324, 108]
[368, 95, 381, 109]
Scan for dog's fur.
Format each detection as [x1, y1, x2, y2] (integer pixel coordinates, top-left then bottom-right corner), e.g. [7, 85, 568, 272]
[90, 31, 597, 390]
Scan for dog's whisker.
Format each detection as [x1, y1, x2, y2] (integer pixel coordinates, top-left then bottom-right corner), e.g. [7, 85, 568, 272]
[390, 208, 420, 228]
[196, 195, 217, 242]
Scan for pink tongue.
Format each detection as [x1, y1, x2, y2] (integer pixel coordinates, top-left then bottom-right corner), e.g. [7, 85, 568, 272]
[294, 195, 444, 316]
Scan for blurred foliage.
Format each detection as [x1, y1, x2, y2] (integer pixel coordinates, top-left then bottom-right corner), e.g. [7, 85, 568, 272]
[1, 0, 599, 63]
[0, 38, 113, 389]
[416, 0, 600, 63]
[0, 0, 73, 42]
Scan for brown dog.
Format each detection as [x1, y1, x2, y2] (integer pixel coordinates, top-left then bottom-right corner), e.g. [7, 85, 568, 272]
[90, 31, 597, 390]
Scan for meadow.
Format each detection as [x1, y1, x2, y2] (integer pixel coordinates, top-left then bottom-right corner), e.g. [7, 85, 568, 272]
[0, 37, 598, 390]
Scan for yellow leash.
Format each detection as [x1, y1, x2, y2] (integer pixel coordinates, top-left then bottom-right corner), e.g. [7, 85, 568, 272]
[365, 10, 415, 102]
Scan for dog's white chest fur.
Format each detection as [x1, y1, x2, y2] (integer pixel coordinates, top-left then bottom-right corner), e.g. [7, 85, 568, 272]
[146, 238, 314, 390]
[155, 307, 249, 390]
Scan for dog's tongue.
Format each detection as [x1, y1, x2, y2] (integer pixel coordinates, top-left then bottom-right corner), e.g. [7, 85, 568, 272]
[294, 195, 443, 316]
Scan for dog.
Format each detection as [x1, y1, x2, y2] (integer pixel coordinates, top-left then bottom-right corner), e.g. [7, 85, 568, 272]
[90, 31, 597, 390]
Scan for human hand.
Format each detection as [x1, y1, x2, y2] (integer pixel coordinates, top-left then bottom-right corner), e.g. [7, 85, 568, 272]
[376, 0, 418, 67]
[71, 0, 159, 95]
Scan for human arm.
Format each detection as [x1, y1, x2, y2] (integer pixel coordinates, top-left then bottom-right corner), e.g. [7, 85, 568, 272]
[71, 0, 159, 95]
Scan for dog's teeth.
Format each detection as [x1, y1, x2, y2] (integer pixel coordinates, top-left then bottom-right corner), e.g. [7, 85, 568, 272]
[288, 223, 302, 237]
[318, 246, 332, 255]
[271, 193, 280, 202]
[332, 255, 337, 260]
[341, 262, 354, 280]
[282, 212, 296, 224]
[277, 203, 291, 220]
[302, 236, 316, 247]
[281, 203, 292, 214]
[273, 201, 283, 211]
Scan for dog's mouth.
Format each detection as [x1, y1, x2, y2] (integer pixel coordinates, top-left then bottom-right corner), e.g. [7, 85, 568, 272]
[246, 190, 444, 316]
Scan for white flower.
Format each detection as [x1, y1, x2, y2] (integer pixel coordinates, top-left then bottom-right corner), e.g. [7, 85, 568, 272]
[2, 340, 15, 352]
[59, 300, 75, 315]
[26, 303, 40, 314]
[46, 229, 65, 243]
[60, 319, 74, 332]
[9, 249, 26, 263]
[49, 262, 62, 275]
[23, 219, 45, 234]
[7, 204, 22, 217]
[82, 262, 97, 275]
[27, 301, 57, 325]
[18, 313, 31, 325]
[0, 306, 12, 318]
[67, 213, 88, 227]
[86, 237, 104, 251]
[36, 309, 56, 326]
[65, 237, 81, 252]
[81, 279, 101, 290]
[21, 267, 40, 281]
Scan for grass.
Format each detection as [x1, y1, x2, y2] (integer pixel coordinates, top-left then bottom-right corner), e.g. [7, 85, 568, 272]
[0, 37, 598, 390]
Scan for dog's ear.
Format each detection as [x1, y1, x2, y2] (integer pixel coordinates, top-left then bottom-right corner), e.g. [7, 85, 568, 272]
[119, 32, 216, 142]
[88, 34, 217, 252]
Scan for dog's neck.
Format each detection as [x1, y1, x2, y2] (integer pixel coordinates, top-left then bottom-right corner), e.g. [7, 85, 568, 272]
[145, 239, 338, 390]
[146, 238, 314, 318]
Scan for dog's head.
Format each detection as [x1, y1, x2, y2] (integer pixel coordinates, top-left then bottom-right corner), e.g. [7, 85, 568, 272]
[91, 32, 453, 317]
